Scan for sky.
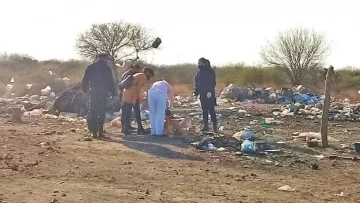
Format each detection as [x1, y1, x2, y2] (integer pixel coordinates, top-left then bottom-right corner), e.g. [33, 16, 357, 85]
[0, 0, 359, 67]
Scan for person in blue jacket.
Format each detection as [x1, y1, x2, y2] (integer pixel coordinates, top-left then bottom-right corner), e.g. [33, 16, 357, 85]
[194, 58, 218, 133]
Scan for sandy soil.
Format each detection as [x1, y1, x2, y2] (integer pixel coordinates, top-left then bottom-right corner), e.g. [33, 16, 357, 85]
[1, 106, 360, 203]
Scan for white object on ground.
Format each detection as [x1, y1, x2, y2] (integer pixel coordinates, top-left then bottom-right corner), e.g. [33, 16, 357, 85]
[277, 185, 295, 192]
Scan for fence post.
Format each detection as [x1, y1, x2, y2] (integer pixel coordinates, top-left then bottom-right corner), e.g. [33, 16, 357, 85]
[320, 65, 334, 148]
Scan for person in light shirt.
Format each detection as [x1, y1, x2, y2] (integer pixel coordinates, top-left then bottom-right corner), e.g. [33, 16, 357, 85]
[148, 79, 174, 136]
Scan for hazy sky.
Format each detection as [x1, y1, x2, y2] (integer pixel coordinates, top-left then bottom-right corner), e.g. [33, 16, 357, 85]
[0, 0, 359, 67]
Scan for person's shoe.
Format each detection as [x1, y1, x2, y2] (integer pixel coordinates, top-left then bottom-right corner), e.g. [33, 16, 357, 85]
[137, 128, 146, 135]
[213, 123, 219, 133]
[123, 130, 131, 135]
[98, 130, 104, 138]
[91, 130, 98, 138]
[98, 125, 104, 138]
[201, 126, 209, 132]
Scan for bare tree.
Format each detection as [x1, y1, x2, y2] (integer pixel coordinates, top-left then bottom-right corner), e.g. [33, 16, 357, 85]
[260, 27, 331, 85]
[76, 21, 156, 62]
[76, 21, 158, 96]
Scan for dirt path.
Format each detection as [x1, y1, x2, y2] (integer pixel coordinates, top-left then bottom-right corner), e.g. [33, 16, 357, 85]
[1, 118, 360, 203]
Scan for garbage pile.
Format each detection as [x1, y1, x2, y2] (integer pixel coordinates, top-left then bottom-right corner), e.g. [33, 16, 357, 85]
[192, 127, 280, 155]
[0, 96, 48, 115]
[271, 100, 360, 121]
[220, 84, 324, 105]
[173, 95, 197, 107]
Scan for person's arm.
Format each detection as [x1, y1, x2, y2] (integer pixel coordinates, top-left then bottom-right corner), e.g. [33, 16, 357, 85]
[105, 65, 116, 96]
[210, 69, 216, 90]
[194, 71, 200, 96]
[135, 74, 147, 102]
[167, 82, 175, 107]
[82, 65, 91, 93]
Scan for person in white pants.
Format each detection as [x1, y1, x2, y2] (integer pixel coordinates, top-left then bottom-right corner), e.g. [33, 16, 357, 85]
[148, 80, 174, 136]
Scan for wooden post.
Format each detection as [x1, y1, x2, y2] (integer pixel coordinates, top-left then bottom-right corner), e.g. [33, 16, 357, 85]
[11, 107, 22, 123]
[320, 65, 334, 148]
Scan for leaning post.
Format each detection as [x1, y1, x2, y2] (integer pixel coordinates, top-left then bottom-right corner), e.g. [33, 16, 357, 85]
[320, 65, 334, 148]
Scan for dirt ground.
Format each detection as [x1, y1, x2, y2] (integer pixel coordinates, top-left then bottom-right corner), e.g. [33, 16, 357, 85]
[1, 106, 360, 203]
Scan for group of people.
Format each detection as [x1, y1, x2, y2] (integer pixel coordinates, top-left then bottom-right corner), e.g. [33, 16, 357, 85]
[81, 54, 218, 138]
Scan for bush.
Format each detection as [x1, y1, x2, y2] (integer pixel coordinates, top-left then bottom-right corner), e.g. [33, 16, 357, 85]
[1, 53, 359, 97]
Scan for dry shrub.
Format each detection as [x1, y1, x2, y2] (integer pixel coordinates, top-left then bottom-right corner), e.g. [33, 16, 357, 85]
[172, 84, 193, 95]
[1, 53, 360, 99]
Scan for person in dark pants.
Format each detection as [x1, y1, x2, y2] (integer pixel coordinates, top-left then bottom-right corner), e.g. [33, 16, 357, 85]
[82, 53, 115, 138]
[120, 64, 144, 133]
[121, 67, 154, 135]
[194, 57, 218, 133]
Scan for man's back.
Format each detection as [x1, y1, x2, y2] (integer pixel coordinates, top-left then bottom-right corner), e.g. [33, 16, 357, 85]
[82, 61, 115, 94]
[122, 73, 147, 104]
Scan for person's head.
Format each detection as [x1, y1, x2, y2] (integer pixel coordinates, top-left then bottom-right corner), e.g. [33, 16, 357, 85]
[97, 53, 109, 63]
[132, 64, 142, 73]
[143, 67, 155, 80]
[198, 57, 207, 67]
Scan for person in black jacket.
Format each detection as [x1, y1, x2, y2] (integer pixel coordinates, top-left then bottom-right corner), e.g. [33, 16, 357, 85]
[194, 57, 218, 133]
[82, 53, 115, 138]
[119, 64, 145, 134]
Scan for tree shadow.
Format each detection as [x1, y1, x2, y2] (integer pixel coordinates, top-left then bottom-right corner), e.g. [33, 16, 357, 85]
[100, 134, 203, 161]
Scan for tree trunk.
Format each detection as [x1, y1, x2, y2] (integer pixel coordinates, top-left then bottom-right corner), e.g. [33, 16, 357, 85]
[320, 65, 334, 148]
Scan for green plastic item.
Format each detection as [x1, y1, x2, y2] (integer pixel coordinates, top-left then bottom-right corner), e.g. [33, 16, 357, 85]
[261, 123, 270, 129]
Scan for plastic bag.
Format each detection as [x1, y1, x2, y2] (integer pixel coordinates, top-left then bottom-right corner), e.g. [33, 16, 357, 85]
[241, 140, 256, 154]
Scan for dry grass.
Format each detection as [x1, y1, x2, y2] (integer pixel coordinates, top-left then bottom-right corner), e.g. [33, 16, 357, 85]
[1, 54, 360, 99]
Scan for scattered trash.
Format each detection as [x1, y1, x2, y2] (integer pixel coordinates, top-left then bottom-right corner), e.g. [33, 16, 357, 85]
[233, 130, 255, 141]
[277, 185, 295, 192]
[201, 143, 217, 151]
[39, 141, 51, 149]
[192, 135, 240, 151]
[31, 120, 39, 125]
[241, 140, 256, 154]
[212, 192, 226, 197]
[218, 126, 225, 131]
[59, 112, 78, 118]
[84, 137, 93, 141]
[354, 142, 360, 153]
[334, 192, 344, 197]
[260, 123, 270, 128]
[25, 109, 43, 117]
[140, 110, 150, 120]
[234, 151, 243, 156]
[110, 117, 121, 127]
